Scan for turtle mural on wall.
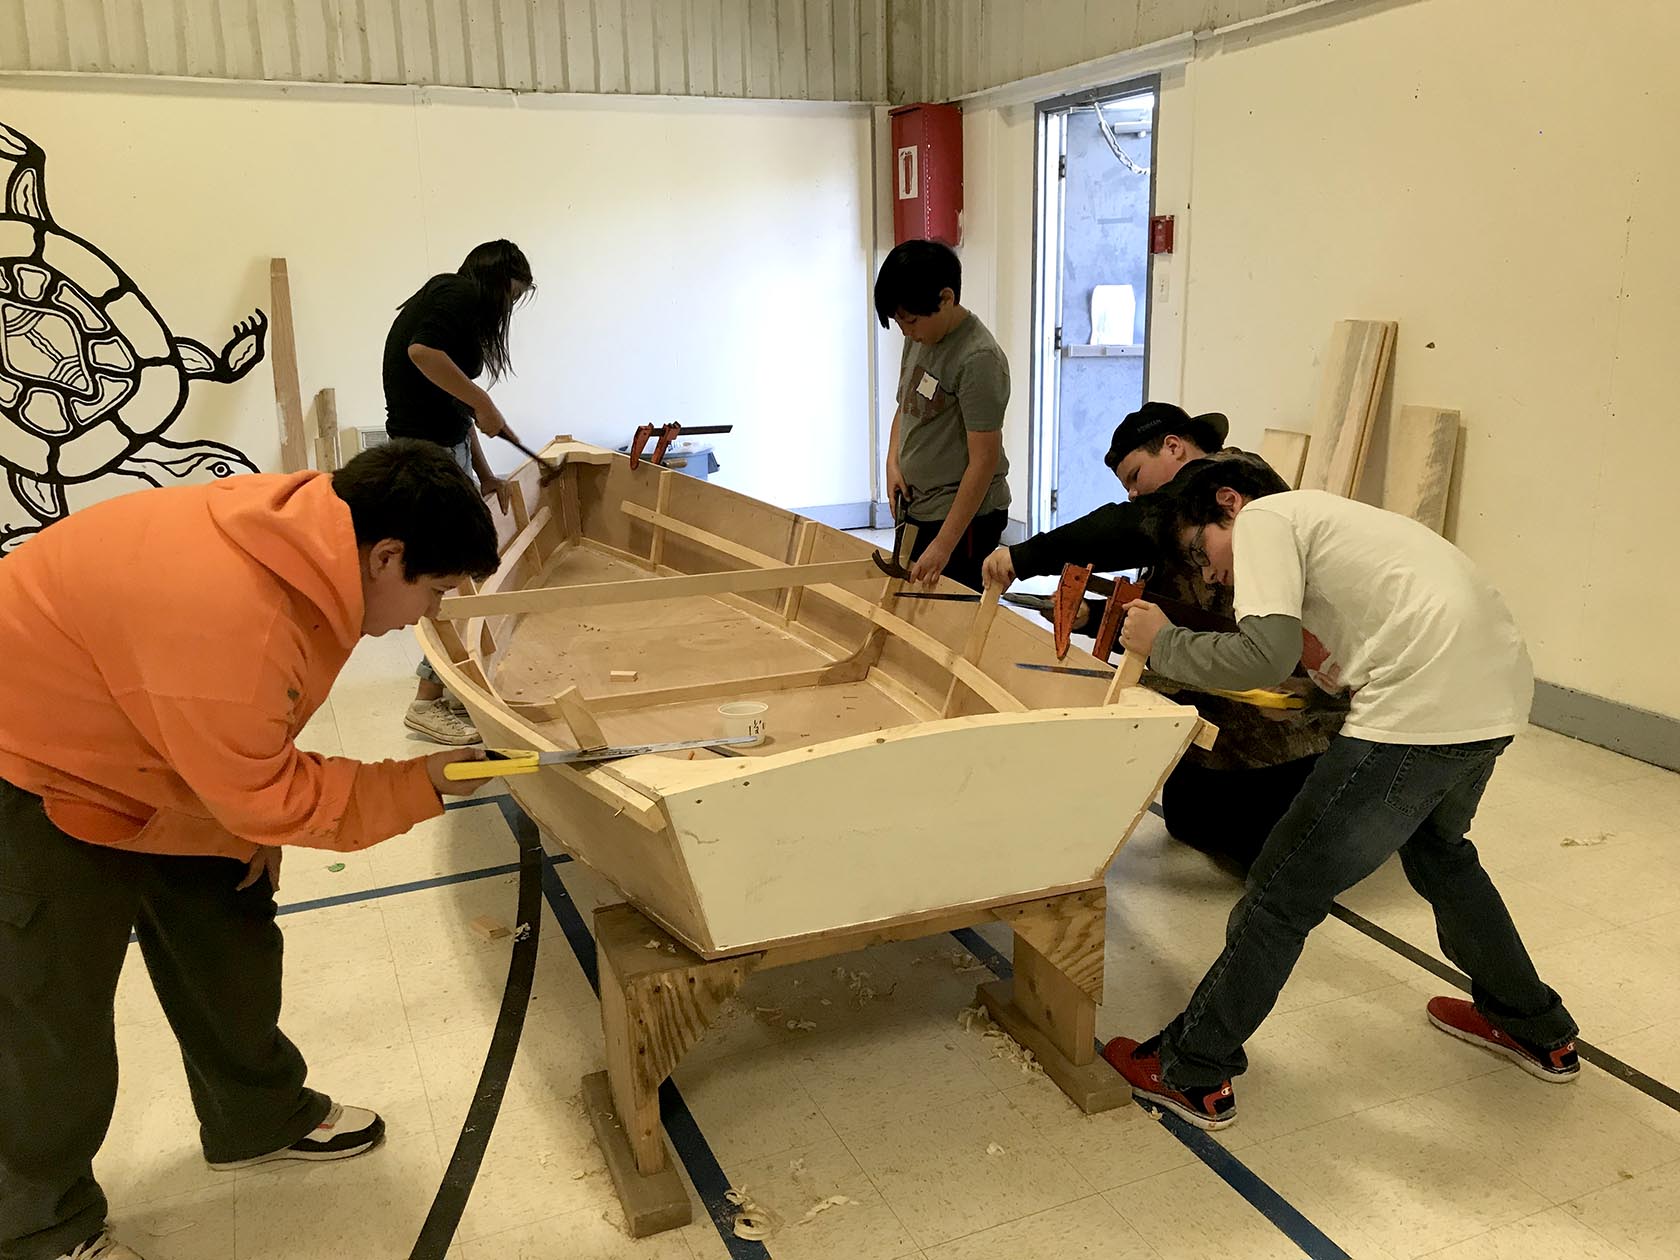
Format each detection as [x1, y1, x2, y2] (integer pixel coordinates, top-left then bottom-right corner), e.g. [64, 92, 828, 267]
[0, 119, 265, 552]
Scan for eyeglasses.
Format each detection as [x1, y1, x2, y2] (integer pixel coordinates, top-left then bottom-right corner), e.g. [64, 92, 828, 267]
[1186, 524, 1210, 570]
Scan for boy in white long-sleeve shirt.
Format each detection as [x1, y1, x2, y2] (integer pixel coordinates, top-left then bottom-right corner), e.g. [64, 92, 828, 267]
[1104, 457, 1578, 1130]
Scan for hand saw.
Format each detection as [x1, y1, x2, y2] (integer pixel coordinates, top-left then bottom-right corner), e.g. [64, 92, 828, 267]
[892, 591, 1056, 612]
[1010, 663, 1307, 710]
[896, 583, 1236, 633]
[444, 736, 757, 780]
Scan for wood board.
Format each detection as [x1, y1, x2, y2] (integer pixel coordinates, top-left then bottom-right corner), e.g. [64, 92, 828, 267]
[1382, 405, 1460, 534]
[311, 387, 340, 470]
[643, 707, 1199, 953]
[1299, 319, 1396, 496]
[269, 258, 308, 474]
[1259, 427, 1311, 489]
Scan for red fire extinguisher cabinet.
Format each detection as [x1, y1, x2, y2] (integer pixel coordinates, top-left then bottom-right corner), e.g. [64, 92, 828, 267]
[890, 103, 963, 247]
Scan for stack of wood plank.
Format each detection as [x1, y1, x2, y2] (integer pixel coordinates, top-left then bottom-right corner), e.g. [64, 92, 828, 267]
[1258, 320, 1461, 536]
[1298, 319, 1397, 497]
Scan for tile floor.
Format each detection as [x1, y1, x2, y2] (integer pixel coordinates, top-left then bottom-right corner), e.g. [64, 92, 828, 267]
[92, 622, 1680, 1260]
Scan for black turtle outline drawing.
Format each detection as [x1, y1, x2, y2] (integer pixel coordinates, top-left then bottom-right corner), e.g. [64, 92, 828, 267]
[0, 119, 266, 552]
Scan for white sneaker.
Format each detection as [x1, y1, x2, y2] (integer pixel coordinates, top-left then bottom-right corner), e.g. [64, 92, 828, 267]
[61, 1234, 145, 1260]
[404, 698, 480, 746]
[445, 693, 471, 719]
[206, 1103, 385, 1170]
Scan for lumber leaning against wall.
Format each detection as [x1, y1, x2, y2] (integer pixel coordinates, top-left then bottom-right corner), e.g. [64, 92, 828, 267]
[1382, 405, 1460, 535]
[1299, 319, 1396, 497]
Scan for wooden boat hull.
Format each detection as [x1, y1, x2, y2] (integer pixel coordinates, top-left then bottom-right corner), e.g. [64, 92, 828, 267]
[419, 438, 1209, 959]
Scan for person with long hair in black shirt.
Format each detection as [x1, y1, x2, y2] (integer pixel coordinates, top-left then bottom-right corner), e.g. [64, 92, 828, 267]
[382, 239, 534, 744]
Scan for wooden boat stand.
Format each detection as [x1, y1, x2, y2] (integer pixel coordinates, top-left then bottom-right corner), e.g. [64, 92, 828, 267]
[581, 884, 1118, 1237]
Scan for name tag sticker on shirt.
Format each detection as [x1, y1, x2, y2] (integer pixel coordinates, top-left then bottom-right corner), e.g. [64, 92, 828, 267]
[916, 373, 940, 400]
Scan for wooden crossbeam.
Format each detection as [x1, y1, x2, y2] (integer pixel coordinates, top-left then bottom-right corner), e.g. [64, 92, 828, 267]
[941, 583, 1002, 717]
[438, 557, 882, 620]
[620, 502, 1026, 715]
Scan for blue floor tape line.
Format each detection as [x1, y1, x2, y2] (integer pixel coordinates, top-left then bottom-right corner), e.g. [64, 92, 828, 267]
[128, 851, 570, 945]
[527, 802, 770, 1259]
[1152, 1113, 1351, 1260]
[948, 921, 1352, 1259]
[278, 860, 524, 916]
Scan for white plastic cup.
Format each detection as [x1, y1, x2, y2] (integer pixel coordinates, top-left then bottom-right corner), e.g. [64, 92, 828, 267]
[718, 701, 768, 747]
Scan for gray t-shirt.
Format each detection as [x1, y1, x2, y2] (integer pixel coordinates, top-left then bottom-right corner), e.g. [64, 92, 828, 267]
[894, 312, 1011, 521]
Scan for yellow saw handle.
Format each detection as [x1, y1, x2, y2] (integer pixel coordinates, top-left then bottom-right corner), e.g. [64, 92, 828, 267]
[1204, 687, 1307, 711]
[444, 749, 541, 781]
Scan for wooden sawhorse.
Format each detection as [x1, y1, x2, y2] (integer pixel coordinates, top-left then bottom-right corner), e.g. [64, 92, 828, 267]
[583, 885, 1119, 1236]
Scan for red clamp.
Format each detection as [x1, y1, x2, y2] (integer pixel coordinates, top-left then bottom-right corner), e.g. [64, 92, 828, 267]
[1051, 565, 1093, 661]
[628, 422, 682, 470]
[1091, 578, 1144, 664]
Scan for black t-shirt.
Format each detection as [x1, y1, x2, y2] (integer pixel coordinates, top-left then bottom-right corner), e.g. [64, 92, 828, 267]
[383, 274, 487, 446]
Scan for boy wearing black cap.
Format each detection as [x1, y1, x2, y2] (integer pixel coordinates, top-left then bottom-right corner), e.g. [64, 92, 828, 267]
[981, 402, 1342, 872]
[874, 240, 1011, 589]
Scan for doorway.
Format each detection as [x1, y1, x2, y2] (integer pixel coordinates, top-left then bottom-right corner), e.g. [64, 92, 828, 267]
[1029, 84, 1158, 531]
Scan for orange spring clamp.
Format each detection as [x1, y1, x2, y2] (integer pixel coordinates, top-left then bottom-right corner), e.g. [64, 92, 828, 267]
[627, 422, 682, 471]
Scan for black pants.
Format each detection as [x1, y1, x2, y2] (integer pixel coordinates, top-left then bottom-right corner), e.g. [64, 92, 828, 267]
[906, 508, 1010, 592]
[1161, 755, 1321, 874]
[0, 780, 327, 1260]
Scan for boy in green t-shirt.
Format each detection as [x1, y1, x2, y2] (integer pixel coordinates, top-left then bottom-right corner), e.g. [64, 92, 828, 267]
[875, 240, 1011, 589]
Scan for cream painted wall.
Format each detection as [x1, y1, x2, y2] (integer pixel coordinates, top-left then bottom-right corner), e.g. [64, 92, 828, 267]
[1175, 0, 1680, 719]
[0, 77, 877, 515]
[960, 0, 1680, 719]
[956, 101, 1035, 523]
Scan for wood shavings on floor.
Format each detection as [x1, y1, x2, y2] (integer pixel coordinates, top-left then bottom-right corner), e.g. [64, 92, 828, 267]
[832, 965, 895, 1006]
[725, 1178, 856, 1237]
[910, 948, 990, 973]
[794, 1194, 858, 1226]
[985, 1142, 1007, 1156]
[958, 1004, 1046, 1077]
[724, 1186, 780, 1240]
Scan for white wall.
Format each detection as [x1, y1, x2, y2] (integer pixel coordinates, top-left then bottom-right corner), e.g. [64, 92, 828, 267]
[0, 76, 877, 517]
[961, 0, 1680, 719]
[956, 102, 1035, 524]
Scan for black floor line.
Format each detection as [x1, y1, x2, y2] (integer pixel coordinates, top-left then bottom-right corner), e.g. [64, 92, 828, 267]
[531, 813, 773, 1259]
[1327, 903, 1680, 1113]
[407, 797, 545, 1260]
[1142, 801, 1680, 1115]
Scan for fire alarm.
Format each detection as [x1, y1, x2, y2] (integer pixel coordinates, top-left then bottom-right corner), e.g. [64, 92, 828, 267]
[1150, 215, 1175, 255]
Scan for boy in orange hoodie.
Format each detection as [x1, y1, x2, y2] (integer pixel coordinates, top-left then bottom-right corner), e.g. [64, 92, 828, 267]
[0, 440, 499, 1260]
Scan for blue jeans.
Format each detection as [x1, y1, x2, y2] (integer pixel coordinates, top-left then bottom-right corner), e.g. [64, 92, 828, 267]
[1159, 735, 1576, 1088]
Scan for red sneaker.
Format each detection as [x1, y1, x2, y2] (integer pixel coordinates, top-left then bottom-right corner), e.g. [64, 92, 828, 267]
[1102, 1034, 1236, 1130]
[1426, 997, 1580, 1083]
